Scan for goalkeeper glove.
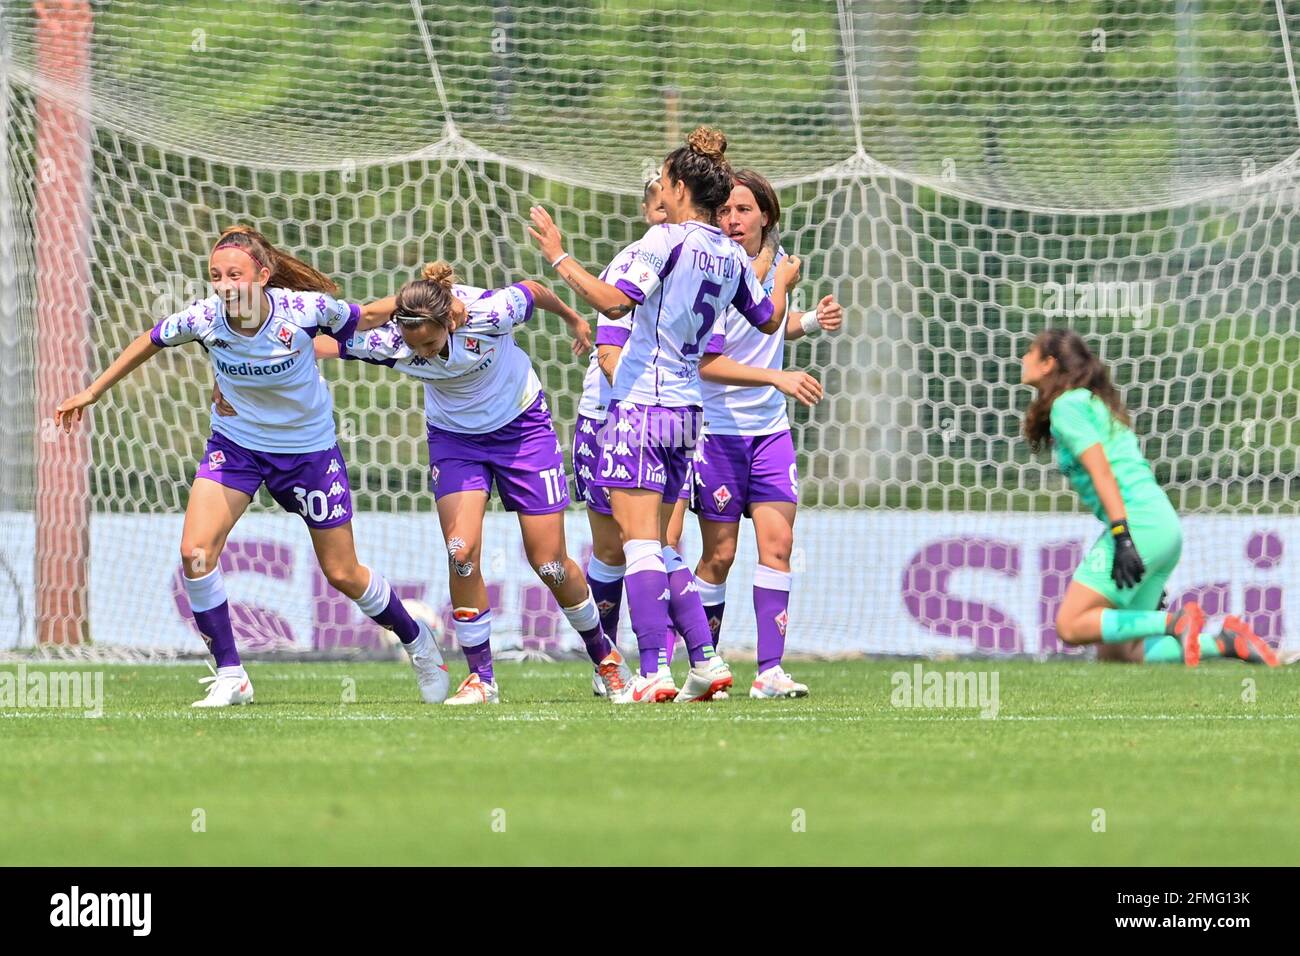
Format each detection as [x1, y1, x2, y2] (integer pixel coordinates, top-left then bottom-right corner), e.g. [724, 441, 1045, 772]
[1110, 519, 1145, 589]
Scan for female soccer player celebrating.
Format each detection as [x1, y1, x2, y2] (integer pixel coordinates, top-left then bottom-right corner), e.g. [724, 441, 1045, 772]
[315, 261, 631, 704]
[529, 126, 799, 703]
[576, 175, 696, 693]
[55, 226, 453, 706]
[1022, 329, 1277, 666]
[690, 169, 842, 698]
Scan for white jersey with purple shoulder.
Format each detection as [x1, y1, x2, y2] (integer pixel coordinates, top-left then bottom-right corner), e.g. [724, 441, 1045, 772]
[337, 282, 539, 434]
[601, 221, 773, 408]
[577, 246, 637, 420]
[701, 246, 791, 436]
[149, 287, 360, 454]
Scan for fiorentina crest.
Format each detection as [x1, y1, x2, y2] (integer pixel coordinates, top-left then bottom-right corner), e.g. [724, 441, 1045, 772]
[712, 483, 732, 512]
[276, 325, 294, 347]
[430, 464, 440, 487]
[774, 609, 789, 637]
[207, 450, 226, 470]
[464, 336, 481, 355]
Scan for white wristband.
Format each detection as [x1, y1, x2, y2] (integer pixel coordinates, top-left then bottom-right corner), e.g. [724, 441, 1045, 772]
[799, 310, 820, 335]
[550, 253, 570, 269]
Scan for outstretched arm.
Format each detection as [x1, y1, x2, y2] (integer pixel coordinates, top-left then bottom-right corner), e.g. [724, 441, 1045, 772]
[528, 206, 637, 319]
[356, 295, 397, 332]
[698, 354, 823, 407]
[518, 279, 592, 354]
[55, 330, 160, 431]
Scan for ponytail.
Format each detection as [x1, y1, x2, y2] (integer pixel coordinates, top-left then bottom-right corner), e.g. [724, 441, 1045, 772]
[212, 225, 339, 295]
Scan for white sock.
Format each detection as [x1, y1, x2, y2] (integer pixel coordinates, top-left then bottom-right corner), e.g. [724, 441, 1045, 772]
[586, 555, 625, 583]
[182, 565, 227, 613]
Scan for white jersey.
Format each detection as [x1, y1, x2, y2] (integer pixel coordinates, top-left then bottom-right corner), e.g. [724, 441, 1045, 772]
[339, 282, 539, 434]
[150, 287, 359, 453]
[579, 247, 637, 419]
[607, 221, 772, 408]
[701, 247, 791, 436]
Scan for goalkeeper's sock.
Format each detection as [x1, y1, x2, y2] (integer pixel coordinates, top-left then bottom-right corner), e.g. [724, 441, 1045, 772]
[1142, 634, 1224, 663]
[183, 566, 240, 668]
[1100, 609, 1170, 642]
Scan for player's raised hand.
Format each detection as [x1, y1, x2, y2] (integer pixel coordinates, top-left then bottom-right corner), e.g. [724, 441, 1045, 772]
[814, 294, 843, 333]
[774, 369, 823, 407]
[55, 389, 97, 431]
[527, 206, 565, 263]
[774, 254, 801, 289]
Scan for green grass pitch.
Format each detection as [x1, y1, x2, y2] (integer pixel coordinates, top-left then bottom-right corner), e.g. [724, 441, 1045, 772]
[2, 659, 1297, 865]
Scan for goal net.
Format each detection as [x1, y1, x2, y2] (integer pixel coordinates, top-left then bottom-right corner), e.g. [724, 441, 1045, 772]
[2, 0, 1298, 659]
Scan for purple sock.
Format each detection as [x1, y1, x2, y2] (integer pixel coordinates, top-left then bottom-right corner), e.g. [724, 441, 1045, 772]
[578, 626, 613, 665]
[371, 592, 419, 644]
[663, 625, 680, 665]
[625, 567, 670, 676]
[753, 568, 792, 672]
[463, 642, 494, 683]
[666, 566, 715, 666]
[194, 602, 241, 669]
[586, 570, 624, 647]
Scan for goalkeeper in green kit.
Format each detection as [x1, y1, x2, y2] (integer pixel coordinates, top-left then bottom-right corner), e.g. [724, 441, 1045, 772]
[1021, 329, 1278, 667]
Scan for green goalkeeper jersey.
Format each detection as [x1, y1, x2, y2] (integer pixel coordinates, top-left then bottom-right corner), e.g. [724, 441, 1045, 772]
[1049, 388, 1167, 523]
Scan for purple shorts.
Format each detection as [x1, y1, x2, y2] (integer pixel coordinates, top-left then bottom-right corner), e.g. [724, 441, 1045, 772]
[575, 412, 691, 515]
[589, 401, 700, 504]
[427, 392, 570, 515]
[690, 429, 799, 522]
[195, 430, 354, 529]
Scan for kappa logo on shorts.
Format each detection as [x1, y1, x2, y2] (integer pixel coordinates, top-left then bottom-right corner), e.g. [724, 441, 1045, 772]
[580, 419, 597, 435]
[577, 441, 594, 459]
[327, 481, 345, 498]
[276, 325, 294, 347]
[577, 465, 593, 481]
[327, 460, 341, 475]
[329, 504, 347, 520]
[207, 450, 226, 470]
[713, 484, 732, 511]
[614, 441, 632, 456]
[775, 609, 789, 637]
[612, 465, 632, 480]
[430, 464, 441, 486]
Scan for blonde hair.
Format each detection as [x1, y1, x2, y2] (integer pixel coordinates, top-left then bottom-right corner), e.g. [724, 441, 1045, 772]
[212, 225, 338, 294]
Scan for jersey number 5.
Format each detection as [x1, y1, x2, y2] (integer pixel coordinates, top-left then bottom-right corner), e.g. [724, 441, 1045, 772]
[683, 279, 722, 356]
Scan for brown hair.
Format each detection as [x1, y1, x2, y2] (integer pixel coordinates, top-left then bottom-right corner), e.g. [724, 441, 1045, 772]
[663, 126, 733, 222]
[729, 168, 781, 246]
[1023, 328, 1131, 452]
[393, 260, 458, 333]
[212, 225, 338, 294]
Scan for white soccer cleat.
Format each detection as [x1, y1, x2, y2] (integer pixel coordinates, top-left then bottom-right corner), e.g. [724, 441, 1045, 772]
[750, 664, 809, 699]
[592, 669, 607, 697]
[595, 646, 634, 698]
[405, 614, 451, 704]
[609, 668, 678, 704]
[673, 655, 733, 703]
[192, 665, 254, 708]
[444, 673, 500, 706]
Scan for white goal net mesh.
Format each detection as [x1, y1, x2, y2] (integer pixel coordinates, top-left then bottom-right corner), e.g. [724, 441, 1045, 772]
[2, 0, 1298, 659]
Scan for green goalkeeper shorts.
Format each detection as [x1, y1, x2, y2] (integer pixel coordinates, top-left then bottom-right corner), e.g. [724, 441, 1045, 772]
[1071, 496, 1183, 610]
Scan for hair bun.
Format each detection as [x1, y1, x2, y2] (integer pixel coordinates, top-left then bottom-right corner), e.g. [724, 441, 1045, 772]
[421, 260, 456, 288]
[686, 126, 727, 163]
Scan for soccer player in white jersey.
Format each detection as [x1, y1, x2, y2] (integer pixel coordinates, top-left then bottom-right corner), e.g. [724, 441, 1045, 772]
[576, 177, 689, 695]
[529, 126, 800, 703]
[54, 226, 451, 707]
[313, 261, 633, 704]
[692, 169, 843, 698]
